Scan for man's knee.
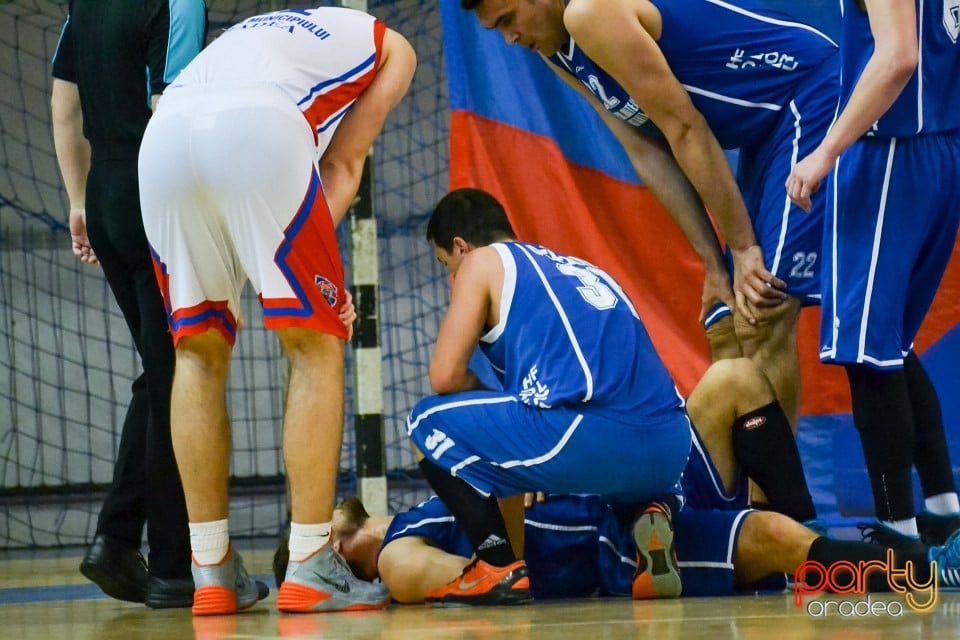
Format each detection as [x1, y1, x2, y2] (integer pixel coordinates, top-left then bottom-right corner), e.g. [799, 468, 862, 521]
[734, 297, 801, 353]
[278, 327, 345, 367]
[738, 510, 815, 561]
[176, 329, 232, 377]
[736, 296, 800, 332]
[703, 358, 772, 403]
[705, 315, 743, 361]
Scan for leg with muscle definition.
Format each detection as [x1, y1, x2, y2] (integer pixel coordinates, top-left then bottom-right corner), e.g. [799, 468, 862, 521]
[734, 296, 802, 429]
[171, 329, 269, 615]
[687, 357, 815, 522]
[276, 328, 392, 613]
[171, 330, 232, 525]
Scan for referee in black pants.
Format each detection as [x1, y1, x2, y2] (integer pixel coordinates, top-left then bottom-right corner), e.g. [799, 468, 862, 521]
[51, 0, 207, 608]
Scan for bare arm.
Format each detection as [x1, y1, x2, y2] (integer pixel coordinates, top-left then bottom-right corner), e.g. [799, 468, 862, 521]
[623, 136, 743, 322]
[378, 536, 470, 604]
[52, 79, 89, 208]
[564, 0, 785, 315]
[51, 78, 96, 264]
[319, 28, 416, 225]
[553, 67, 739, 322]
[787, 0, 917, 211]
[428, 248, 501, 394]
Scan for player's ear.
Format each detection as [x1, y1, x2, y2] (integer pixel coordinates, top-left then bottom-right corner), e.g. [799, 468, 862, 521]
[452, 236, 470, 255]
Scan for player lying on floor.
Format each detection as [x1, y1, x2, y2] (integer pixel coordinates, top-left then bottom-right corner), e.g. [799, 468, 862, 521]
[274, 351, 960, 602]
[274, 492, 960, 604]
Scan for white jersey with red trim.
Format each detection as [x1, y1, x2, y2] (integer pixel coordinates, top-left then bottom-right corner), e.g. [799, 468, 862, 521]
[167, 7, 384, 150]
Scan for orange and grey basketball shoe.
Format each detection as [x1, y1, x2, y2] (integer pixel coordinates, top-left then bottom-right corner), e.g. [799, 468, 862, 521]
[424, 559, 533, 607]
[276, 544, 391, 613]
[632, 502, 682, 599]
[191, 546, 269, 615]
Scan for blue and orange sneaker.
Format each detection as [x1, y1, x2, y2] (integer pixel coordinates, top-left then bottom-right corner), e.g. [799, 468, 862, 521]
[632, 502, 682, 599]
[424, 559, 532, 607]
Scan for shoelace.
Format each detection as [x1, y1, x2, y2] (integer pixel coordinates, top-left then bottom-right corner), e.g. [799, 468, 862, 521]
[857, 523, 881, 544]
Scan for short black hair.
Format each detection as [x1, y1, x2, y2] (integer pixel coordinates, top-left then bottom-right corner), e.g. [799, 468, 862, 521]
[461, 0, 483, 9]
[426, 188, 517, 251]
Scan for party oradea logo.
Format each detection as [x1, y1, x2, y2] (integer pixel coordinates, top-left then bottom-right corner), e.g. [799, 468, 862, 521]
[793, 550, 937, 616]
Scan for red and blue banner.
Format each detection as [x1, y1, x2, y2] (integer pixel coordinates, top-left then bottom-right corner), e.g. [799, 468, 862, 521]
[440, 1, 960, 520]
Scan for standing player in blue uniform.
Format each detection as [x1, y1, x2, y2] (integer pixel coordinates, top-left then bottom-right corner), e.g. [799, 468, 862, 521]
[787, 0, 960, 550]
[460, 0, 841, 436]
[407, 187, 693, 605]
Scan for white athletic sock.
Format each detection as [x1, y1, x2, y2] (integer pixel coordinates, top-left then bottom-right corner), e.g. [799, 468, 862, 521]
[189, 519, 230, 565]
[924, 492, 960, 515]
[288, 522, 332, 562]
[883, 517, 919, 538]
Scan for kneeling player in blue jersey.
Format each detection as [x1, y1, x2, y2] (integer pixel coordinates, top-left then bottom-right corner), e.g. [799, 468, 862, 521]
[401, 188, 829, 606]
[408, 187, 692, 605]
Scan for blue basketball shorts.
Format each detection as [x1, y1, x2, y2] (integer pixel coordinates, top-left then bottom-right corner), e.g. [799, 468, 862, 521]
[385, 495, 774, 598]
[382, 495, 473, 559]
[406, 390, 691, 504]
[681, 423, 749, 511]
[733, 59, 839, 305]
[820, 131, 960, 369]
[598, 507, 780, 597]
[383, 494, 608, 599]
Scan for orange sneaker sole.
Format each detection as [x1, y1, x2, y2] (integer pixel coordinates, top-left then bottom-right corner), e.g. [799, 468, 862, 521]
[277, 582, 390, 613]
[192, 585, 237, 616]
[277, 582, 332, 612]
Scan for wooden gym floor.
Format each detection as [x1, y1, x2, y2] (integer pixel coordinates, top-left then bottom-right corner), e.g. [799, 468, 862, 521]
[1, 545, 958, 639]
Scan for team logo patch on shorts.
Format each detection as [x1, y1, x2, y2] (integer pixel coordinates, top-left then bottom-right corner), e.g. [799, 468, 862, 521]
[314, 275, 339, 307]
[743, 416, 766, 431]
[944, 0, 959, 43]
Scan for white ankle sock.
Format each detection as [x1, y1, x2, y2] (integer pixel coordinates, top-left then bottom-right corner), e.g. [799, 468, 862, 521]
[189, 519, 230, 565]
[288, 522, 332, 562]
[924, 493, 960, 516]
[883, 517, 919, 538]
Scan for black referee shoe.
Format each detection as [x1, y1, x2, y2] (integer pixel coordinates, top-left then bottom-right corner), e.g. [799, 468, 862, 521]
[80, 534, 148, 603]
[145, 575, 194, 609]
[858, 521, 928, 556]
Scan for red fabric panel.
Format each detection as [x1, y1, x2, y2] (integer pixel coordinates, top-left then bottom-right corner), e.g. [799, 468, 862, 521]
[449, 110, 960, 414]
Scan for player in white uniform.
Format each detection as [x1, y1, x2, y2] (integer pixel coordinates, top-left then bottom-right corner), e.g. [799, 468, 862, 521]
[138, 7, 416, 615]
